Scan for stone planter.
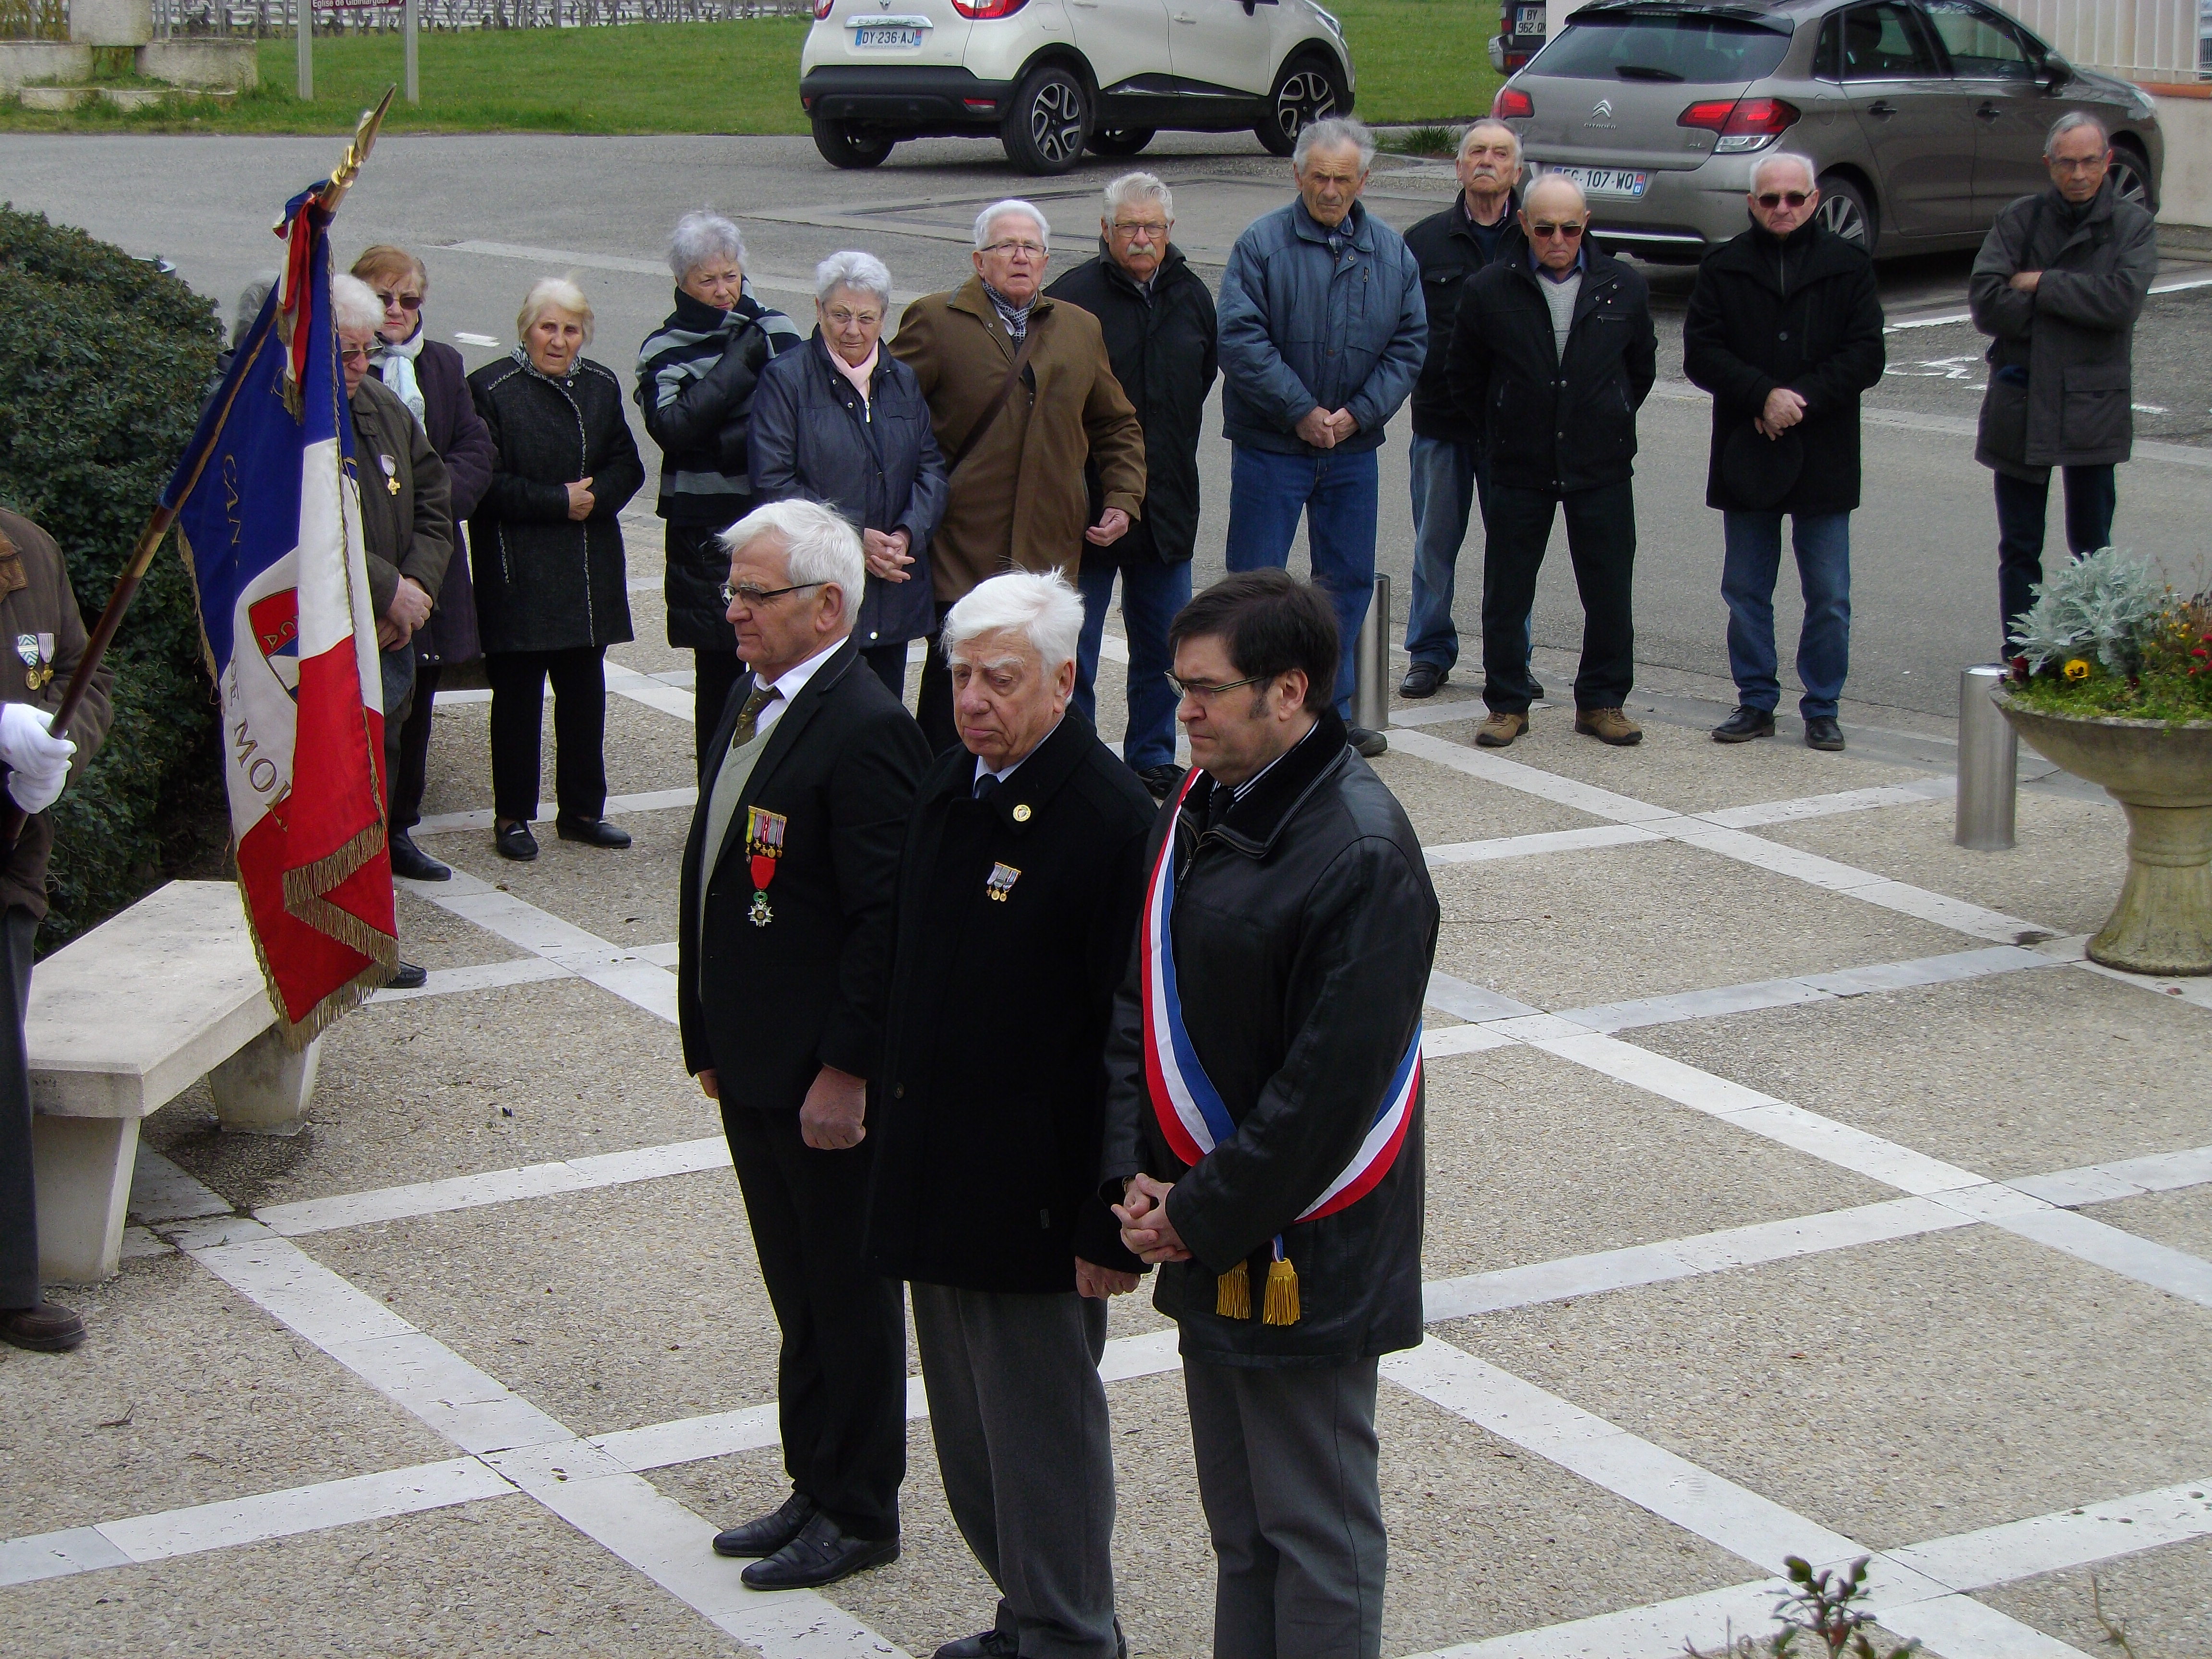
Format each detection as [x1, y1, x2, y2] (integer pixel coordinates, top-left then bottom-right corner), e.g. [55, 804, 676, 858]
[17, 84, 94, 110]
[1998, 693, 2212, 975]
[0, 43, 93, 90]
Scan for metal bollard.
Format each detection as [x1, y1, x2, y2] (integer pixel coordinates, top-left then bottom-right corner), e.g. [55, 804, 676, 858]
[1353, 574, 1391, 733]
[1955, 664, 2018, 851]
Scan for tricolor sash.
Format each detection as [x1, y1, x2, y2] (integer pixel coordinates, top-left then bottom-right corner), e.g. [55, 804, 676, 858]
[1139, 772, 1419, 1320]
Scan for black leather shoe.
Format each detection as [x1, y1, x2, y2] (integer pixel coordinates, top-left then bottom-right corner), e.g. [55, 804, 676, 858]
[1135, 763, 1185, 801]
[1711, 706, 1776, 744]
[556, 815, 632, 849]
[387, 961, 428, 991]
[1398, 661, 1448, 698]
[388, 829, 450, 882]
[1, 1300, 86, 1352]
[1803, 715, 1847, 752]
[713, 1492, 816, 1559]
[932, 1633, 1017, 1659]
[1347, 725, 1388, 758]
[494, 823, 539, 862]
[740, 1512, 898, 1590]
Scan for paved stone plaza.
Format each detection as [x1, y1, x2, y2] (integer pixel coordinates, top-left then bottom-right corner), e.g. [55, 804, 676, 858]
[0, 506, 2206, 1658]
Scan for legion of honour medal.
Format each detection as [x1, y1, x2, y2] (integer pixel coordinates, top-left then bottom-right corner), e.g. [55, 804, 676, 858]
[986, 862, 1021, 902]
[745, 805, 787, 927]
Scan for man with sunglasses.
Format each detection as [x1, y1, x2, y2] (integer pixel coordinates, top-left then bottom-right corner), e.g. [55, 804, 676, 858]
[1684, 153, 1885, 753]
[1448, 173, 1655, 749]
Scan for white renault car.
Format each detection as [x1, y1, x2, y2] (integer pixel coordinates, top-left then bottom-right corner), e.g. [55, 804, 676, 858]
[799, 0, 1358, 174]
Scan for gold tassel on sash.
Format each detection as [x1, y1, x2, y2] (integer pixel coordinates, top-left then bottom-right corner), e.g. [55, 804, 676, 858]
[1215, 1260, 1251, 1319]
[1262, 1240, 1301, 1326]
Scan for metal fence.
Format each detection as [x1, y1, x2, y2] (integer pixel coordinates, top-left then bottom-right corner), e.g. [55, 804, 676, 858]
[140, 0, 805, 33]
[1995, 0, 2206, 82]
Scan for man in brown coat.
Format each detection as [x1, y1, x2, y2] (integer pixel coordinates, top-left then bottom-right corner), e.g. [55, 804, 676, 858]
[0, 505, 114, 1352]
[890, 199, 1146, 749]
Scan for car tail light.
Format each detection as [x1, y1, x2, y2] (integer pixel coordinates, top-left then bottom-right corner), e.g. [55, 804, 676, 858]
[1493, 85, 1533, 119]
[813, 0, 831, 16]
[1678, 96, 1799, 151]
[951, 0, 1029, 16]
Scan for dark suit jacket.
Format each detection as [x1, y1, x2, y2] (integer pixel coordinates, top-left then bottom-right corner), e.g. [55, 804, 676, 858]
[677, 637, 932, 1109]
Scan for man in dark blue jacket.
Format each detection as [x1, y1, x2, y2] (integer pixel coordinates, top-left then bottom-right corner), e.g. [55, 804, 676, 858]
[1398, 121, 1524, 699]
[1450, 174, 1656, 749]
[1217, 118, 1425, 760]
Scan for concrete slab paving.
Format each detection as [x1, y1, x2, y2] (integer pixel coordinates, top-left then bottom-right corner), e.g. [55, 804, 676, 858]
[0, 1251, 452, 1538]
[1442, 1226, 2212, 1550]
[144, 978, 713, 1212]
[1757, 793, 2130, 942]
[438, 816, 687, 952]
[1633, 970, 2212, 1178]
[1431, 841, 1969, 1012]
[2087, 1186, 2212, 1266]
[393, 884, 532, 972]
[1421, 1046, 1890, 1283]
[1367, 748, 1609, 848]
[1, 1493, 743, 1656]
[1972, 1534, 2212, 1659]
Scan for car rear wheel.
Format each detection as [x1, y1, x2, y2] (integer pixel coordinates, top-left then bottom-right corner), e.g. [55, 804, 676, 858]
[2108, 140, 2153, 211]
[1002, 63, 1090, 175]
[1256, 53, 1344, 157]
[1815, 172, 1876, 257]
[1088, 126, 1155, 157]
[813, 117, 894, 170]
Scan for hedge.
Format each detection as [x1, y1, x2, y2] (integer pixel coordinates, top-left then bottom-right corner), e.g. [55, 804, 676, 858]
[0, 205, 225, 949]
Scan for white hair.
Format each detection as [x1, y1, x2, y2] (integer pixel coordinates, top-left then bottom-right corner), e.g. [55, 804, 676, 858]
[668, 211, 745, 281]
[815, 250, 893, 308]
[721, 498, 866, 608]
[942, 570, 1084, 673]
[1457, 119, 1521, 165]
[1293, 116, 1374, 172]
[2046, 110, 2109, 155]
[517, 276, 595, 346]
[329, 273, 384, 336]
[1751, 151, 1818, 192]
[1103, 171, 1173, 222]
[973, 199, 1050, 252]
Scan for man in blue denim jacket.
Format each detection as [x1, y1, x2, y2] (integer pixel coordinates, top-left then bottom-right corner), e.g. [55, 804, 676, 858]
[1218, 116, 1426, 758]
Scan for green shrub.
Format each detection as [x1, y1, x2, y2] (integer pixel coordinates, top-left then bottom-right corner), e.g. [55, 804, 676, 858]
[0, 204, 225, 948]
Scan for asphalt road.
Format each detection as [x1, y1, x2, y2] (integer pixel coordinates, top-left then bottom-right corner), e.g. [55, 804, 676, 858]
[5, 128, 2209, 723]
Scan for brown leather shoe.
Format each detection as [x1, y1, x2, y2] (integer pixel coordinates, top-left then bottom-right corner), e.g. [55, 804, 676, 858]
[1, 1300, 86, 1352]
[1474, 710, 1527, 748]
[1575, 707, 1643, 746]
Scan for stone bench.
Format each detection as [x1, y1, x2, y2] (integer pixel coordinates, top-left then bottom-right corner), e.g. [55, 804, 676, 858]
[29, 880, 321, 1284]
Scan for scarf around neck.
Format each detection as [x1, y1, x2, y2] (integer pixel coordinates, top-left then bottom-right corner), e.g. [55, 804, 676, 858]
[828, 341, 878, 406]
[985, 282, 1034, 345]
[374, 327, 427, 423]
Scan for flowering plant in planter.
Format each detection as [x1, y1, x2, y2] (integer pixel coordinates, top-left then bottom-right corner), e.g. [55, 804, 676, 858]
[2005, 547, 2212, 726]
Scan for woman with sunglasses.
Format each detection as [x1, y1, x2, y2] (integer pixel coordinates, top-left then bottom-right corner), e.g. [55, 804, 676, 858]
[349, 245, 497, 882]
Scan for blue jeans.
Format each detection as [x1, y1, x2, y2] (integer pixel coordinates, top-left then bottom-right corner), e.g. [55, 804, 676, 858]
[1074, 553, 1192, 770]
[1404, 435, 1488, 672]
[1720, 511, 1851, 721]
[1994, 466, 2116, 654]
[1224, 444, 1380, 718]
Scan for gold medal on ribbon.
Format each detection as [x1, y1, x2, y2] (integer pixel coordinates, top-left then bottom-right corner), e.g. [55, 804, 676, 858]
[745, 806, 788, 927]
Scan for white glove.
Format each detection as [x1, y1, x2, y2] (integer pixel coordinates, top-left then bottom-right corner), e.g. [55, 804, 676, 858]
[0, 703, 75, 815]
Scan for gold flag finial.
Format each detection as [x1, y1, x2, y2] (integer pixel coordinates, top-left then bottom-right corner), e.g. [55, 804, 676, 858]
[319, 86, 397, 217]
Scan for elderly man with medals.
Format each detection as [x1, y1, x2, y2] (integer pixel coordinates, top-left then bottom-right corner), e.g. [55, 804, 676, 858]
[677, 497, 931, 1592]
[1102, 568, 1439, 1659]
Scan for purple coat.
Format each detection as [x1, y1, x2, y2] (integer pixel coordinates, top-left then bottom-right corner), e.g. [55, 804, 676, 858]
[409, 337, 495, 666]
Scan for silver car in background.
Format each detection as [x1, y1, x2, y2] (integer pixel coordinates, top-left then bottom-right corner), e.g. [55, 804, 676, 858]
[1493, 0, 2163, 261]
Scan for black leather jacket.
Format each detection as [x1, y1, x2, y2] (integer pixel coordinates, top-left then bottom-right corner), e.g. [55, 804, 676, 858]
[1100, 708, 1439, 1367]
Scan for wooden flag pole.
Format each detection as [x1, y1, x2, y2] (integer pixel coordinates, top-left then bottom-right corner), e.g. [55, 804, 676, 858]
[0, 88, 398, 852]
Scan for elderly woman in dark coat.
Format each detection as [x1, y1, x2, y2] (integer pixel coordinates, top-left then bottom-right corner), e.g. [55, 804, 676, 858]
[352, 244, 497, 882]
[468, 276, 645, 863]
[750, 251, 949, 703]
[635, 211, 804, 764]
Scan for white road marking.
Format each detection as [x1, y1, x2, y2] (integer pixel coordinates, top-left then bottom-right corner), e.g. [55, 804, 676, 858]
[412, 785, 699, 836]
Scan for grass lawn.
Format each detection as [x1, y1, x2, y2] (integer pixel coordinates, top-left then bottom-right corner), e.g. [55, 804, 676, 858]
[0, 0, 1500, 135]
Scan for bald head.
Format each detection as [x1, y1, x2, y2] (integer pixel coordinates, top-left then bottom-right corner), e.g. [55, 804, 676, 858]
[1524, 173, 1587, 217]
[1520, 173, 1590, 273]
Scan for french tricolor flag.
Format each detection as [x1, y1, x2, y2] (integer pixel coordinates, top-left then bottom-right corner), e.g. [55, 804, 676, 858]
[168, 183, 396, 1044]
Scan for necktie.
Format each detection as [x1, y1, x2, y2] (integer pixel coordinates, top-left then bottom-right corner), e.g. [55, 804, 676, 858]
[730, 683, 779, 750]
[974, 772, 1000, 803]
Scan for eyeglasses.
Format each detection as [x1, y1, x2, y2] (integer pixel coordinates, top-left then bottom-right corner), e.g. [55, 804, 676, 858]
[721, 579, 825, 607]
[1755, 191, 1812, 209]
[1528, 220, 1586, 240]
[2049, 155, 2106, 172]
[375, 291, 423, 313]
[338, 345, 374, 364]
[981, 240, 1047, 259]
[1108, 221, 1169, 241]
[822, 307, 883, 329]
[1166, 671, 1272, 702]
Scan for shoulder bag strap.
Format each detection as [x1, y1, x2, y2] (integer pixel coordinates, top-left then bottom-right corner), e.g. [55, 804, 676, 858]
[946, 325, 1041, 476]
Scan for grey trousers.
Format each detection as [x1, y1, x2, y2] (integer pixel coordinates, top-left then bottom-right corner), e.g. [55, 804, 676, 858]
[1182, 1355, 1385, 1659]
[0, 908, 42, 1308]
[910, 1283, 1119, 1659]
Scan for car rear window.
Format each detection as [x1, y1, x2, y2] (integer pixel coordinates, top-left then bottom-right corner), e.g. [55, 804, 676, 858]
[1525, 12, 1793, 83]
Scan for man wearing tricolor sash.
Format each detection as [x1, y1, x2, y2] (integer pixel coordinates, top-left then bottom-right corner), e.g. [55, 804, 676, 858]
[1102, 569, 1438, 1659]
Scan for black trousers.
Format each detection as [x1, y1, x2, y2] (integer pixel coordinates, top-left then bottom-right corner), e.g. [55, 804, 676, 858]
[0, 907, 42, 1308]
[1995, 465, 2117, 654]
[484, 645, 607, 825]
[916, 602, 958, 755]
[861, 641, 909, 702]
[694, 648, 744, 779]
[1481, 480, 1636, 714]
[389, 660, 442, 831]
[722, 1102, 906, 1540]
